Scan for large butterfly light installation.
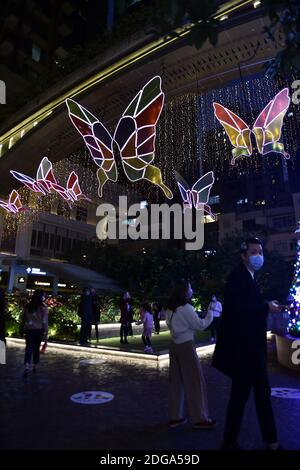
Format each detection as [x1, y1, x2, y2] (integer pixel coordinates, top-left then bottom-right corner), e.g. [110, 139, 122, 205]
[66, 76, 173, 199]
[213, 88, 291, 165]
[175, 171, 215, 218]
[10, 157, 90, 204]
[0, 190, 25, 214]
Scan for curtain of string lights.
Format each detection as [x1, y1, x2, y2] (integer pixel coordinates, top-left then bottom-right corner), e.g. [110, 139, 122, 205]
[0, 93, 200, 235]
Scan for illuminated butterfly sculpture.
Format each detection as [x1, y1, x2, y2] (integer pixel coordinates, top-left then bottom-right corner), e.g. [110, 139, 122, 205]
[10, 157, 90, 203]
[0, 190, 25, 214]
[66, 76, 173, 199]
[51, 172, 92, 203]
[213, 88, 290, 165]
[175, 171, 215, 218]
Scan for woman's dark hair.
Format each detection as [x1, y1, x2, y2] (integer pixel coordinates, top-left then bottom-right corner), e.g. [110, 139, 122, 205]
[27, 290, 45, 314]
[139, 302, 152, 314]
[80, 287, 91, 299]
[166, 279, 190, 311]
[152, 301, 160, 312]
[120, 292, 131, 304]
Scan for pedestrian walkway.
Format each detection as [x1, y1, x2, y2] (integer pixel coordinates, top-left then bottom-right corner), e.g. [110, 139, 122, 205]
[6, 334, 213, 367]
[0, 337, 299, 450]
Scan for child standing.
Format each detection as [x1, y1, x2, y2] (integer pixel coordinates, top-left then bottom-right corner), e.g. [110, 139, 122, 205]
[140, 302, 153, 353]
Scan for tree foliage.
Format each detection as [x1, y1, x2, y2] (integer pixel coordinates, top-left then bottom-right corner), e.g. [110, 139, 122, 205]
[262, 0, 300, 78]
[68, 231, 291, 309]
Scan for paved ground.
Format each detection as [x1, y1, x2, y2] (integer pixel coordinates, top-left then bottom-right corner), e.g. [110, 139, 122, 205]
[0, 337, 299, 452]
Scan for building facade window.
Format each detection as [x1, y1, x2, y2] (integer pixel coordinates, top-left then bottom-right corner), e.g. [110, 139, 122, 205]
[273, 215, 295, 229]
[0, 231, 17, 254]
[30, 223, 87, 258]
[243, 219, 256, 231]
[273, 240, 288, 252]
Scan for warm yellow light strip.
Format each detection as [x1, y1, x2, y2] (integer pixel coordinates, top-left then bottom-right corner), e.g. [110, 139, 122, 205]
[0, 0, 255, 157]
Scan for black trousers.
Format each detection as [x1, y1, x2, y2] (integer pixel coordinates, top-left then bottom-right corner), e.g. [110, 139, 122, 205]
[224, 365, 277, 444]
[24, 329, 44, 365]
[80, 321, 91, 344]
[142, 335, 151, 347]
[210, 317, 221, 339]
[88, 323, 99, 341]
[120, 325, 128, 341]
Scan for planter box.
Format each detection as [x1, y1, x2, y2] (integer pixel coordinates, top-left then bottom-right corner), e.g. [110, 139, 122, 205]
[275, 334, 300, 372]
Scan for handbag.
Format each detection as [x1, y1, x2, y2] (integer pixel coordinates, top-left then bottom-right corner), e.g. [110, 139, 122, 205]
[40, 341, 47, 354]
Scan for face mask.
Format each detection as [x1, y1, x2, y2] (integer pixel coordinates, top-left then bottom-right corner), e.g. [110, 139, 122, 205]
[249, 254, 264, 271]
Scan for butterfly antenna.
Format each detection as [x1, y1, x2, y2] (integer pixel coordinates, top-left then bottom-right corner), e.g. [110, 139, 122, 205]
[160, 60, 166, 81]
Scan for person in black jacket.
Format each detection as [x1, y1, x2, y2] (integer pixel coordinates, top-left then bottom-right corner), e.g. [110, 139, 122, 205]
[119, 292, 134, 344]
[152, 302, 162, 335]
[212, 238, 282, 450]
[78, 287, 93, 345]
[88, 288, 101, 342]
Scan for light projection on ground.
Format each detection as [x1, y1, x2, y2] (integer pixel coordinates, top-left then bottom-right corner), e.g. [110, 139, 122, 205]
[70, 391, 114, 404]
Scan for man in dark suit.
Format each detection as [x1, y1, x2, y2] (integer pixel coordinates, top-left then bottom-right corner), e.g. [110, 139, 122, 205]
[212, 238, 281, 450]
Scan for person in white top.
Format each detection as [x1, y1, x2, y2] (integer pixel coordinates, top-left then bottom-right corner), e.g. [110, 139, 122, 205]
[139, 302, 154, 353]
[165, 279, 216, 430]
[207, 295, 222, 342]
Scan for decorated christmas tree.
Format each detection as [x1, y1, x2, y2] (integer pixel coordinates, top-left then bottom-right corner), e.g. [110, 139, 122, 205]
[287, 236, 300, 338]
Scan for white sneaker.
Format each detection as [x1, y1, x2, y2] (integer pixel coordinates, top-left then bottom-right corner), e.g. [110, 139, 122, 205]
[146, 347, 153, 354]
[210, 337, 215, 342]
[144, 346, 149, 352]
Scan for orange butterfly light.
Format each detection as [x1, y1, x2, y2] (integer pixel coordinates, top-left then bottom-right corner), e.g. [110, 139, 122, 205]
[213, 88, 290, 165]
[0, 190, 26, 214]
